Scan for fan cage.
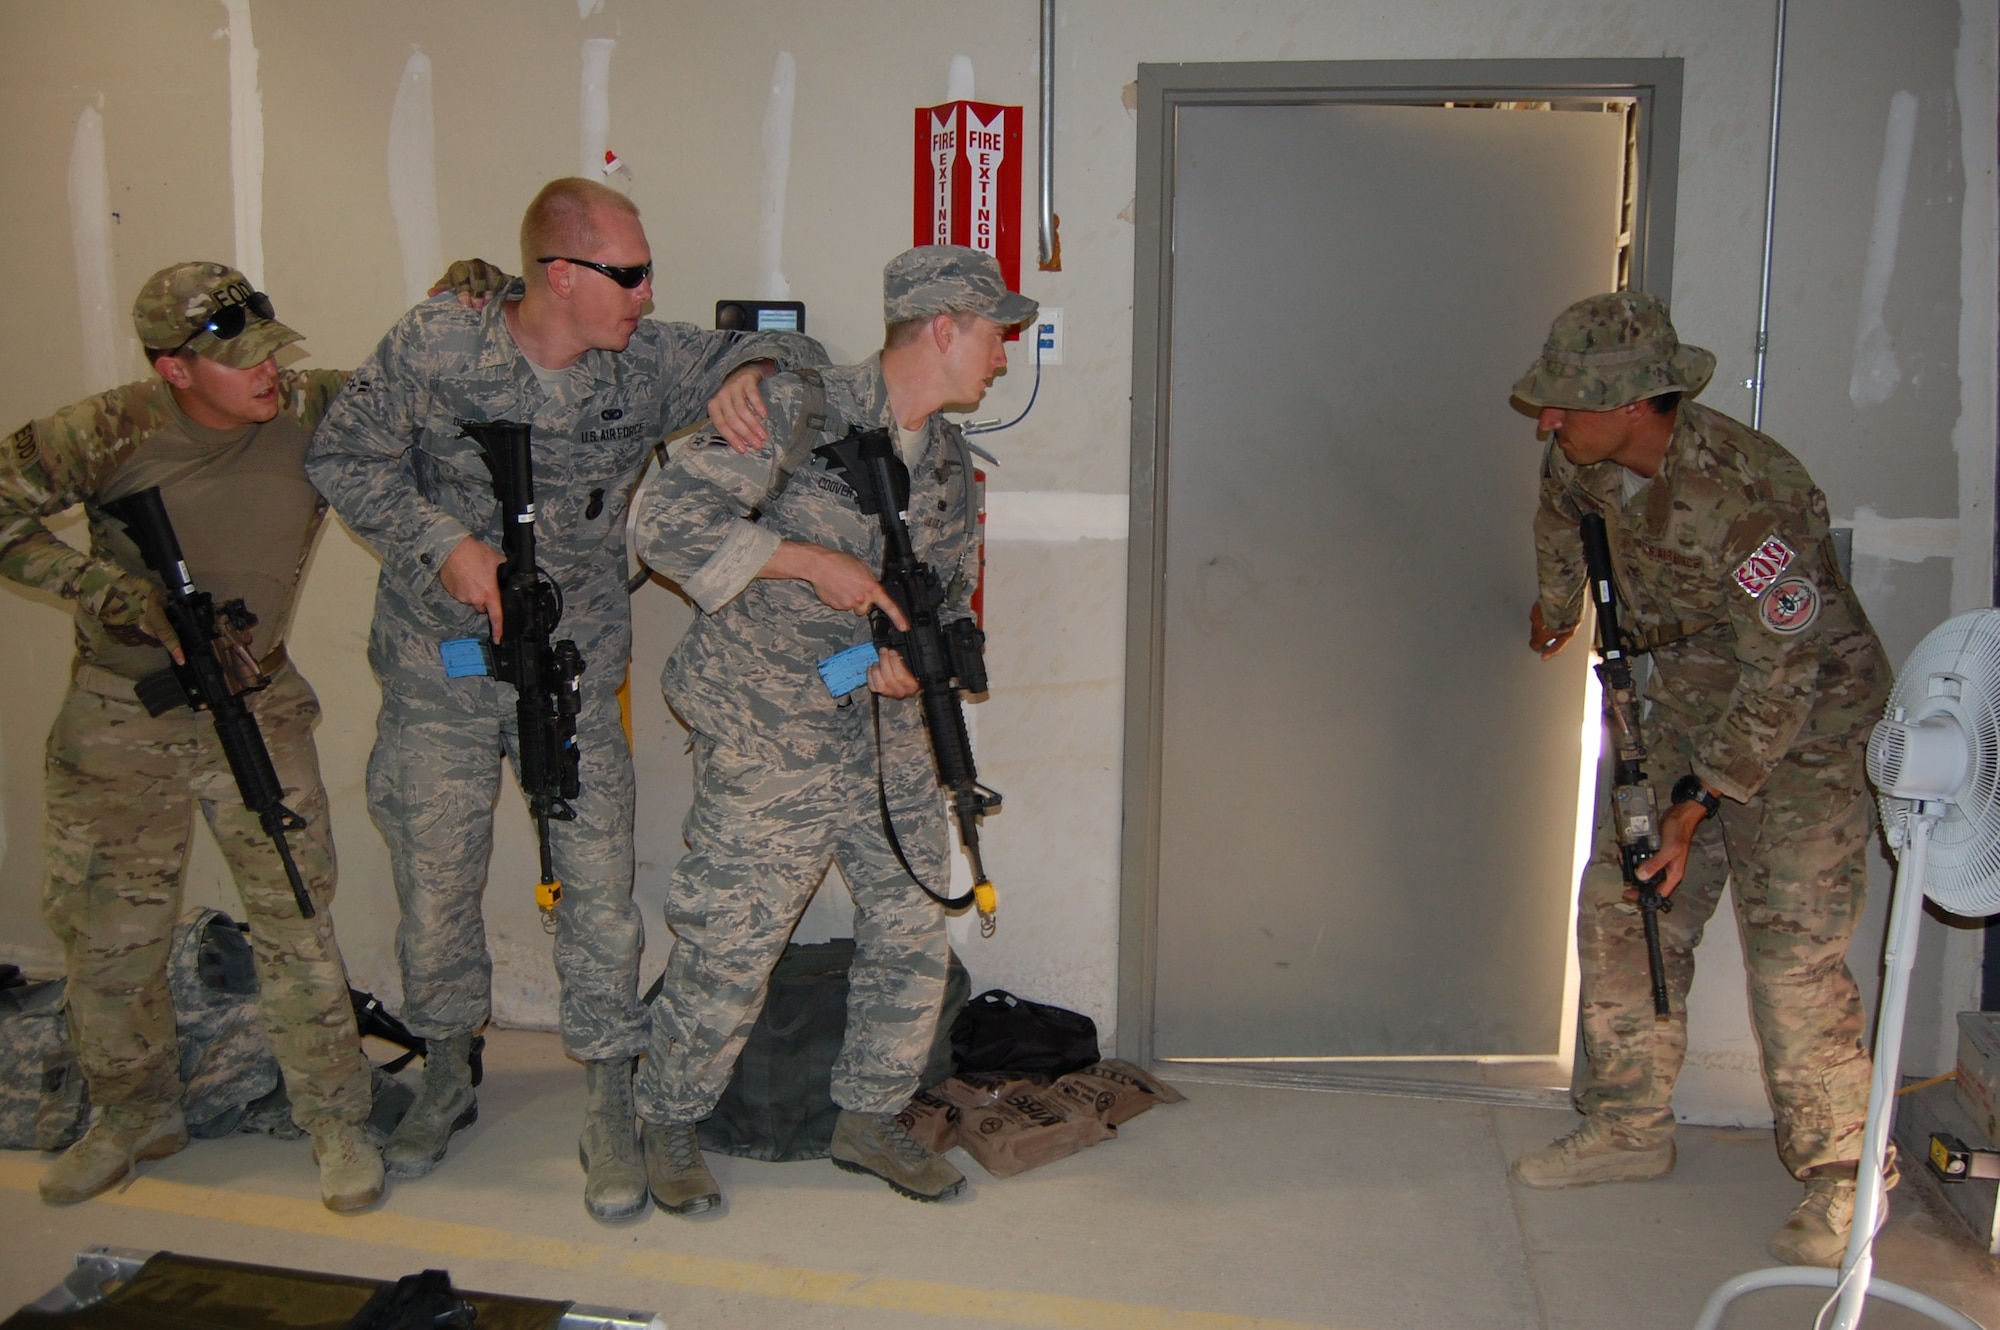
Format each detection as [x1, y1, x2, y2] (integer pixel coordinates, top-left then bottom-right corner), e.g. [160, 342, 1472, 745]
[1875, 610, 2000, 916]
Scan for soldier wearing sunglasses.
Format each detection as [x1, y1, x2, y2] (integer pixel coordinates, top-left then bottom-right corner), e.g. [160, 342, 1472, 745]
[0, 262, 384, 1214]
[306, 176, 825, 1222]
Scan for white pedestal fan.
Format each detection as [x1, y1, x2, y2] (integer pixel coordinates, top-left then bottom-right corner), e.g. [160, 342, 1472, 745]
[1694, 609, 2000, 1330]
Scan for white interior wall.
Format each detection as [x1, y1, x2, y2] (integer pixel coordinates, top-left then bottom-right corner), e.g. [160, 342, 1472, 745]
[0, 2, 1989, 1122]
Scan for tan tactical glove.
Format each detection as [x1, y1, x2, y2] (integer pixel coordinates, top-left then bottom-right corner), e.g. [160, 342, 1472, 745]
[429, 258, 513, 307]
[94, 575, 177, 651]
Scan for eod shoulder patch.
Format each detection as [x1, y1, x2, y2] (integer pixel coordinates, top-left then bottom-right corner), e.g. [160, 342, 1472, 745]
[1759, 576, 1820, 635]
[1731, 535, 1796, 598]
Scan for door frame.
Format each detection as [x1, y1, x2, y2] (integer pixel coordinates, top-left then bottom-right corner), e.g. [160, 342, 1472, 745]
[1118, 58, 1684, 1083]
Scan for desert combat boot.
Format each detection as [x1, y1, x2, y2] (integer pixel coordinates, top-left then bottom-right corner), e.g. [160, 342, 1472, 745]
[579, 1059, 647, 1220]
[1510, 1117, 1675, 1189]
[1768, 1177, 1863, 1267]
[40, 1104, 189, 1204]
[830, 1108, 966, 1202]
[312, 1122, 385, 1212]
[642, 1120, 721, 1215]
[382, 1033, 478, 1178]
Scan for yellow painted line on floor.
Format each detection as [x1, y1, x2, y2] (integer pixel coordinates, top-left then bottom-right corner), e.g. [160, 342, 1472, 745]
[0, 1157, 1343, 1330]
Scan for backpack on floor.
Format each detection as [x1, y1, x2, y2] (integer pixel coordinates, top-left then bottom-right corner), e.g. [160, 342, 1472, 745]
[659, 938, 970, 1163]
[1, 910, 422, 1150]
[0, 966, 90, 1151]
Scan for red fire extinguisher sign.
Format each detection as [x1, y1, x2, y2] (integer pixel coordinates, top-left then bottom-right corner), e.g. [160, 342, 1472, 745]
[914, 101, 1024, 295]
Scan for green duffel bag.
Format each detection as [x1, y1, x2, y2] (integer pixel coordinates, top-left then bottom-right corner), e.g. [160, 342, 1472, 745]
[647, 939, 969, 1163]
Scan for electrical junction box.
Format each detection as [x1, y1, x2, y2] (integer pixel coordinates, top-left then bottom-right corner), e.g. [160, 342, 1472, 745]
[1957, 1010, 2000, 1145]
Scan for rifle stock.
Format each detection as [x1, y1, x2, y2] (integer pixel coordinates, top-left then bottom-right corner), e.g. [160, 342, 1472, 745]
[461, 421, 583, 923]
[1579, 512, 1672, 1019]
[102, 486, 316, 919]
[815, 427, 1000, 935]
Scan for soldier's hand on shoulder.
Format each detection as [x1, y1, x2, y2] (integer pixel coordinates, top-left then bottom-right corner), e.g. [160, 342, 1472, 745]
[707, 362, 775, 455]
[428, 258, 512, 309]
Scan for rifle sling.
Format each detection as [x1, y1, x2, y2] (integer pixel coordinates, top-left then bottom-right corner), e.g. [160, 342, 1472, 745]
[871, 692, 975, 911]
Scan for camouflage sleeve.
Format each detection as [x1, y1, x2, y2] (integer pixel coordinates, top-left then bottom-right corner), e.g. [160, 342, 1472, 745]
[278, 367, 353, 434]
[1531, 443, 1587, 634]
[939, 426, 979, 623]
[0, 381, 172, 623]
[305, 314, 473, 593]
[633, 374, 813, 613]
[1690, 492, 1839, 803]
[647, 325, 828, 436]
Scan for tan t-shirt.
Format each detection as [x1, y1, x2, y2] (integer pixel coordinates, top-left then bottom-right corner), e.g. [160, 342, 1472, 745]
[90, 396, 323, 680]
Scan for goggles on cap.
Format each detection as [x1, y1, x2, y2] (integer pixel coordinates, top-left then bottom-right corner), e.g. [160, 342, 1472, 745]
[537, 256, 652, 290]
[172, 286, 276, 354]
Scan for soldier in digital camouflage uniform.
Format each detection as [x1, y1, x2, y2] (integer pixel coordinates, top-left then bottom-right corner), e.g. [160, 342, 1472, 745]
[305, 177, 822, 1222]
[628, 244, 1034, 1213]
[1508, 292, 1892, 1268]
[0, 262, 382, 1212]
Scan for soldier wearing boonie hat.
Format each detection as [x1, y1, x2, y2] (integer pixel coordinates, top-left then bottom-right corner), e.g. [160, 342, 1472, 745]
[132, 261, 304, 369]
[1510, 291, 1715, 411]
[0, 259, 382, 1214]
[627, 244, 1035, 1215]
[1507, 291, 1892, 1270]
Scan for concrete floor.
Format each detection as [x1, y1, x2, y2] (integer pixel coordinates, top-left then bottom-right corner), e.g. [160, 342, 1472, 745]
[4, 1028, 1996, 1330]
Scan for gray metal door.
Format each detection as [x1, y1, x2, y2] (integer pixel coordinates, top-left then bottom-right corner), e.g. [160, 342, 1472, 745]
[1143, 95, 1634, 1074]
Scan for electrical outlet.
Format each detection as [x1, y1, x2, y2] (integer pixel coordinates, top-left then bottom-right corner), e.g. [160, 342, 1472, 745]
[1032, 307, 1063, 366]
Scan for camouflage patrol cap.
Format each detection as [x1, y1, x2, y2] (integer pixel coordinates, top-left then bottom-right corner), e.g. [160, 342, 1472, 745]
[1512, 291, 1715, 410]
[883, 245, 1038, 326]
[132, 261, 302, 369]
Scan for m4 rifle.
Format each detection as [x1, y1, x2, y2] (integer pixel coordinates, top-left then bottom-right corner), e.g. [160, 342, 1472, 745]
[1580, 511, 1672, 1019]
[815, 427, 1001, 936]
[102, 485, 316, 918]
[461, 420, 583, 924]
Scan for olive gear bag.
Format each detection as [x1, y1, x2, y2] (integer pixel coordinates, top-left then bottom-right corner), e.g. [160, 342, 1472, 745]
[646, 938, 970, 1163]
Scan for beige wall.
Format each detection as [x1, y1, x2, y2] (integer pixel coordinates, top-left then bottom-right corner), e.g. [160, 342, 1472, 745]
[0, 2, 1990, 1104]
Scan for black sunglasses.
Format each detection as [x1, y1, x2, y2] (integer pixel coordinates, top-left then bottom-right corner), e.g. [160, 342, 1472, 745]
[173, 287, 276, 353]
[537, 256, 652, 289]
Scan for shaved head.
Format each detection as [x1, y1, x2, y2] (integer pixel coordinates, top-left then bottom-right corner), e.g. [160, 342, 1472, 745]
[519, 177, 641, 287]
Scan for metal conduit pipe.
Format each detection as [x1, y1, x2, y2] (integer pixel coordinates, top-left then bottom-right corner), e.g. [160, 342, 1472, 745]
[1750, 0, 1788, 429]
[1039, 0, 1061, 270]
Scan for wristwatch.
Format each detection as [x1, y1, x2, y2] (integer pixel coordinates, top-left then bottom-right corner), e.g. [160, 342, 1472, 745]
[1671, 774, 1721, 817]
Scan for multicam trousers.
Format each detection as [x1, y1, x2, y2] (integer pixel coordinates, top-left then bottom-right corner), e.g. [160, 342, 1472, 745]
[633, 704, 952, 1125]
[39, 664, 370, 1133]
[1574, 719, 1874, 1179]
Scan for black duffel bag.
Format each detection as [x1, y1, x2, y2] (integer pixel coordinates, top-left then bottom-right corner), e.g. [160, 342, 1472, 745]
[673, 938, 970, 1163]
[950, 989, 1100, 1079]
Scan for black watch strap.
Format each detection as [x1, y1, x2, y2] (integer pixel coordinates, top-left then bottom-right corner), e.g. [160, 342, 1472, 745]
[1671, 774, 1720, 816]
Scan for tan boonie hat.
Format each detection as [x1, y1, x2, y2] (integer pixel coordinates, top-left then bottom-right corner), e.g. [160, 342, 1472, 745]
[133, 261, 302, 368]
[1512, 291, 1715, 410]
[883, 245, 1039, 327]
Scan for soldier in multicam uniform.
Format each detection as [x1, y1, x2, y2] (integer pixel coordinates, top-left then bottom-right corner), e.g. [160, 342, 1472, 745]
[0, 262, 382, 1212]
[628, 244, 1035, 1213]
[1507, 292, 1893, 1267]
[305, 177, 822, 1222]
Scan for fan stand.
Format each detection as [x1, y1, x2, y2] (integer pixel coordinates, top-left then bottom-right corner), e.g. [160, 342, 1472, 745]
[1692, 806, 1986, 1330]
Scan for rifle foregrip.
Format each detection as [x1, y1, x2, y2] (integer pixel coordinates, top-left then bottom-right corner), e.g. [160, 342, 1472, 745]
[920, 682, 979, 793]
